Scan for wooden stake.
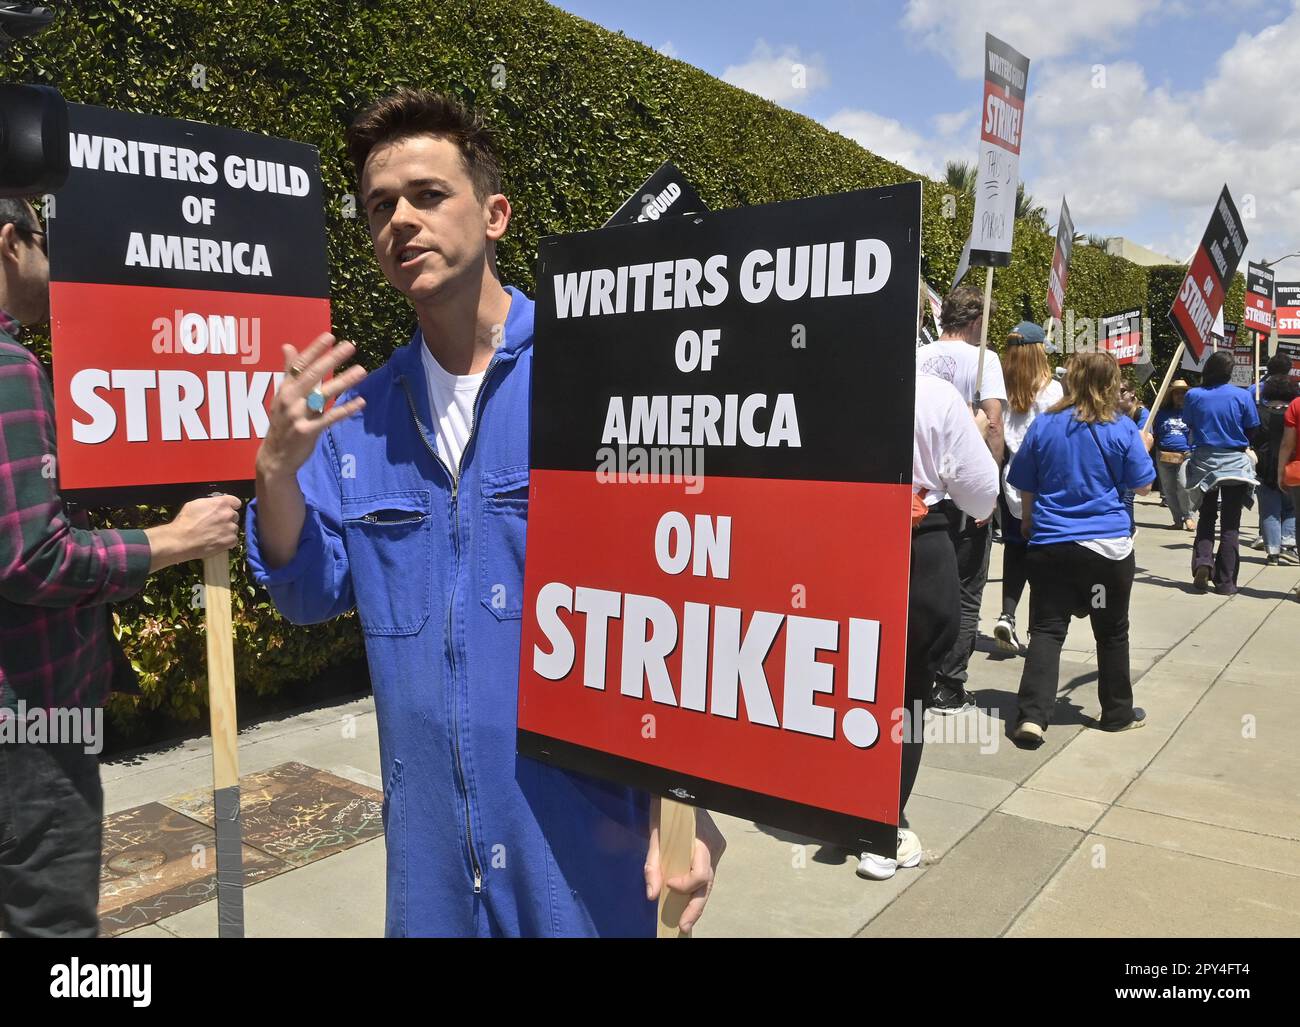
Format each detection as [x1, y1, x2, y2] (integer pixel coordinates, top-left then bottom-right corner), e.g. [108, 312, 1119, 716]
[656, 799, 696, 938]
[974, 266, 994, 405]
[1255, 329, 1263, 401]
[203, 552, 245, 938]
[1147, 341, 1188, 427]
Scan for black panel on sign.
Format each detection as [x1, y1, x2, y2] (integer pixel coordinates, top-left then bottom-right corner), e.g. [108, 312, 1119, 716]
[532, 183, 921, 486]
[49, 104, 329, 298]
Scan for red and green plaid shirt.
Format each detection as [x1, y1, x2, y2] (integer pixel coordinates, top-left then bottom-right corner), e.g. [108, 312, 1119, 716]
[0, 315, 151, 711]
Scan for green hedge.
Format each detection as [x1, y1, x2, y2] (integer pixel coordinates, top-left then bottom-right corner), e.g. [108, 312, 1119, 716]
[3, 0, 1239, 730]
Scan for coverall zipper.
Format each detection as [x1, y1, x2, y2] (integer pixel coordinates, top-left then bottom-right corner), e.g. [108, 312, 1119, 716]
[400, 352, 503, 895]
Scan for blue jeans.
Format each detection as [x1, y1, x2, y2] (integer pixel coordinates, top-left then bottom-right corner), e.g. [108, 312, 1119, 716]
[1257, 485, 1296, 554]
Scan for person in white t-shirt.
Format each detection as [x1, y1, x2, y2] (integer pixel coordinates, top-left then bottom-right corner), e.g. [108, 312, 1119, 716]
[994, 321, 1063, 655]
[858, 373, 998, 880]
[913, 284, 1006, 714]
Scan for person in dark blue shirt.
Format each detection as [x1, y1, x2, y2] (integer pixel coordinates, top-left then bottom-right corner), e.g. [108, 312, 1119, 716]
[1007, 352, 1155, 745]
[1151, 380, 1196, 530]
[1183, 351, 1260, 594]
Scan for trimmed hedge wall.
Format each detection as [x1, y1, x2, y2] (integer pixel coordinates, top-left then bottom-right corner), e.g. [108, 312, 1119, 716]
[3, 0, 1243, 730]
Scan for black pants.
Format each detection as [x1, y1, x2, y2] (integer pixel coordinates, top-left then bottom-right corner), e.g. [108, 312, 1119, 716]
[0, 737, 103, 937]
[934, 511, 991, 695]
[998, 492, 1029, 617]
[1193, 483, 1250, 593]
[900, 510, 961, 814]
[1017, 544, 1136, 731]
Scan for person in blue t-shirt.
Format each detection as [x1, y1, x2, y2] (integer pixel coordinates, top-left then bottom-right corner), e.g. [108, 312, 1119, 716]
[1182, 351, 1260, 594]
[1150, 380, 1196, 530]
[1006, 352, 1156, 744]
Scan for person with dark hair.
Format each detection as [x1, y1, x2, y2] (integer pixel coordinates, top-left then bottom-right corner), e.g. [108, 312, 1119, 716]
[1253, 356, 1298, 564]
[246, 90, 722, 937]
[915, 284, 1006, 713]
[0, 199, 241, 937]
[994, 321, 1062, 655]
[1006, 352, 1155, 744]
[1182, 350, 1260, 594]
[1151, 380, 1196, 531]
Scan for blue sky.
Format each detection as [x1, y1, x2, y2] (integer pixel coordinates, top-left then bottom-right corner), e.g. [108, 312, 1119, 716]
[553, 0, 1300, 271]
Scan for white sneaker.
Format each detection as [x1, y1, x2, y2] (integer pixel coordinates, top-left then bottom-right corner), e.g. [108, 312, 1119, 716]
[993, 614, 1024, 654]
[857, 829, 923, 880]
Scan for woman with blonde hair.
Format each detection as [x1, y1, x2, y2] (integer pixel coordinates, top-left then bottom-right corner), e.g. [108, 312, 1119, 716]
[1005, 352, 1156, 744]
[994, 321, 1063, 654]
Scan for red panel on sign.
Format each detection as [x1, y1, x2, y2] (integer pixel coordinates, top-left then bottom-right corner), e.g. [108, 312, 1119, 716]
[51, 281, 330, 496]
[518, 470, 911, 828]
[1170, 249, 1223, 361]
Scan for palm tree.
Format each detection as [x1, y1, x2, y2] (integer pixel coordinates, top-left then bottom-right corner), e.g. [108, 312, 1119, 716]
[945, 159, 1044, 222]
[945, 159, 977, 195]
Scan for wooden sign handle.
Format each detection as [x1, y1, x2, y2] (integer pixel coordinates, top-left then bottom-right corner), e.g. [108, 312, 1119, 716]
[656, 799, 696, 938]
[973, 266, 994, 406]
[1147, 341, 1188, 427]
[203, 552, 245, 938]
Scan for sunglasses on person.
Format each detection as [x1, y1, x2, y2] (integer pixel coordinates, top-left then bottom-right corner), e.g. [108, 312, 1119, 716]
[2, 222, 46, 253]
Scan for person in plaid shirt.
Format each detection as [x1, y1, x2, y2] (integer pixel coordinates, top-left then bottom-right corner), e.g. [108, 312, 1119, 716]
[0, 197, 241, 937]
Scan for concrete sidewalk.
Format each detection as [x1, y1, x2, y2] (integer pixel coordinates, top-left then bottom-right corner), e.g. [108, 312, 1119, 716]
[113, 494, 1300, 937]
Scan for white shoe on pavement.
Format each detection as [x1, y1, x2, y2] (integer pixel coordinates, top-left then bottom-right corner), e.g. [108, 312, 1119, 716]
[857, 829, 923, 880]
[993, 614, 1024, 654]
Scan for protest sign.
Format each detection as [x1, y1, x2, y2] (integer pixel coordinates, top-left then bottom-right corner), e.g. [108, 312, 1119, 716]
[1275, 283, 1300, 381]
[1243, 261, 1275, 337]
[1100, 307, 1142, 365]
[969, 34, 1030, 268]
[49, 103, 330, 506]
[1223, 323, 1254, 386]
[1046, 197, 1073, 323]
[1166, 186, 1247, 361]
[519, 184, 922, 857]
[605, 161, 706, 228]
[47, 104, 331, 938]
[1276, 283, 1300, 338]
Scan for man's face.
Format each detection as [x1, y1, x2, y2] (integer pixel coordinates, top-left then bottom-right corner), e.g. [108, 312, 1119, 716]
[360, 135, 501, 305]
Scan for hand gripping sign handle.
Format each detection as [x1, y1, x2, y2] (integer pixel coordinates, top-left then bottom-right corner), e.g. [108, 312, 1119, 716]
[203, 550, 245, 938]
[656, 799, 696, 938]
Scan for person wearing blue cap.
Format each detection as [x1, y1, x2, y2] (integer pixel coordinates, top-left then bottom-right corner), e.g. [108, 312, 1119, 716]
[995, 321, 1062, 655]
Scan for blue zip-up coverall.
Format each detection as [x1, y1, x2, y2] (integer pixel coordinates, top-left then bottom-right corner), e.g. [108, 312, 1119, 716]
[245, 288, 656, 936]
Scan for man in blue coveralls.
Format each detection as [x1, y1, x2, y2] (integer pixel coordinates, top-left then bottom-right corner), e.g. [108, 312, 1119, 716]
[245, 89, 724, 936]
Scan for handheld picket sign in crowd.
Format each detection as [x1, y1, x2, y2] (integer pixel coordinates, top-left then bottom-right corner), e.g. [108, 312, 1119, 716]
[1275, 281, 1300, 380]
[47, 104, 331, 938]
[968, 33, 1030, 405]
[519, 185, 923, 912]
[1151, 185, 1249, 426]
[1045, 197, 1074, 352]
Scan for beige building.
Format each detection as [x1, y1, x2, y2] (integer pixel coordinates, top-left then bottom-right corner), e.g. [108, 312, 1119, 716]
[1099, 236, 1181, 267]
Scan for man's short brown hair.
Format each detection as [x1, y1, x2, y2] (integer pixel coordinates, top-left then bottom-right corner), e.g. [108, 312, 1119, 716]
[941, 284, 994, 334]
[345, 88, 502, 200]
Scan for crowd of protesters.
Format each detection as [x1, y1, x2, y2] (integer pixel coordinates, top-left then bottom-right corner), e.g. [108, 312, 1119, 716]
[875, 283, 1300, 880]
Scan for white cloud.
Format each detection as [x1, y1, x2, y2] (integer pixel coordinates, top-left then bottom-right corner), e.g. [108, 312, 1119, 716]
[1022, 4, 1300, 265]
[657, 40, 678, 58]
[721, 40, 830, 105]
[823, 109, 944, 177]
[901, 0, 1164, 77]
